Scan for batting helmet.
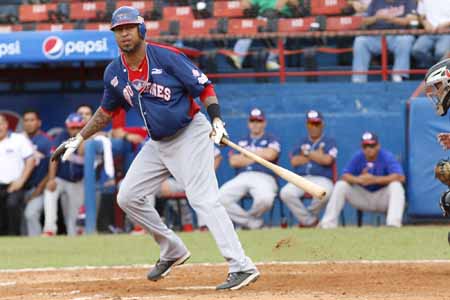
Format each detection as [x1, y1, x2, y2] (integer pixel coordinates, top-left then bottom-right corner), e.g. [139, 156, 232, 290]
[425, 58, 450, 116]
[110, 6, 146, 39]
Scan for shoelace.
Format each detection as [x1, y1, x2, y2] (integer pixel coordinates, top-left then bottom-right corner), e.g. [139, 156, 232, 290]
[226, 272, 240, 282]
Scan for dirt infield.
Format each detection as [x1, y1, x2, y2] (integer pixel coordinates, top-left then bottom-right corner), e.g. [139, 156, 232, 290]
[1, 261, 450, 300]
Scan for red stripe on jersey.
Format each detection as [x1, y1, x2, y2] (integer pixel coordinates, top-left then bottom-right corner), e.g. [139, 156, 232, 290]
[123, 127, 147, 138]
[199, 84, 216, 103]
[100, 106, 115, 116]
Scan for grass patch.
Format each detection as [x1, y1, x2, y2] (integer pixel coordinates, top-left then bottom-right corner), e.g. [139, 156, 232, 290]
[1, 226, 450, 269]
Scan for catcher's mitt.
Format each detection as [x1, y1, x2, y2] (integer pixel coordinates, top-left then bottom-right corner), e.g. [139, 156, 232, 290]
[435, 158, 450, 186]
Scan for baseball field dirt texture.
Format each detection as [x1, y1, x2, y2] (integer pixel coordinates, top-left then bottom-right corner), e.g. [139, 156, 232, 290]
[1, 226, 450, 300]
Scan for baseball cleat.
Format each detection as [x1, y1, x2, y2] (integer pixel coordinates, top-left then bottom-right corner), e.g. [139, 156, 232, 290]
[216, 270, 260, 290]
[147, 251, 191, 281]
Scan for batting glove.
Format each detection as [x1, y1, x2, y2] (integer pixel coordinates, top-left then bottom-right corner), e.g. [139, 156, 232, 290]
[51, 133, 84, 162]
[211, 118, 228, 145]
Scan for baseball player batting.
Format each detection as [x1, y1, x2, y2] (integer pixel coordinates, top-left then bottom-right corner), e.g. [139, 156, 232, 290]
[51, 6, 259, 290]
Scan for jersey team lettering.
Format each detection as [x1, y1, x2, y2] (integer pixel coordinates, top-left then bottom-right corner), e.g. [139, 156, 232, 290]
[132, 80, 171, 101]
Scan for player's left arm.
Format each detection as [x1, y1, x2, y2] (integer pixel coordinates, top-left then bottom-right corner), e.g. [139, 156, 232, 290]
[371, 154, 405, 185]
[309, 141, 337, 166]
[8, 157, 35, 193]
[254, 139, 280, 162]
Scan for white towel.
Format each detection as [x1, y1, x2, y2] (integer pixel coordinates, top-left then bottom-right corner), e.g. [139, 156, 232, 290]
[94, 135, 115, 178]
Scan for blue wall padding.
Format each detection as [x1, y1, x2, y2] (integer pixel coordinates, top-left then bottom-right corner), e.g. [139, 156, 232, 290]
[407, 97, 450, 217]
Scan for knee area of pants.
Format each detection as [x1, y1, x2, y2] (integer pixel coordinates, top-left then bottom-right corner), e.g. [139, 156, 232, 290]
[116, 190, 131, 209]
[335, 180, 350, 190]
[279, 188, 294, 202]
[387, 181, 403, 192]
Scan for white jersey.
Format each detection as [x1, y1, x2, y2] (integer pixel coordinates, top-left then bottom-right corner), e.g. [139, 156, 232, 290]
[0, 132, 33, 184]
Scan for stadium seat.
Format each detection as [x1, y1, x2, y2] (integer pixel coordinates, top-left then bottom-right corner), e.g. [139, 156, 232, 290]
[19, 3, 57, 23]
[326, 16, 363, 31]
[115, 1, 153, 15]
[0, 24, 22, 33]
[227, 18, 267, 35]
[145, 20, 170, 36]
[84, 22, 110, 31]
[310, 0, 348, 16]
[179, 19, 218, 36]
[162, 6, 194, 21]
[213, 1, 244, 18]
[69, 1, 107, 21]
[36, 23, 75, 31]
[277, 17, 316, 32]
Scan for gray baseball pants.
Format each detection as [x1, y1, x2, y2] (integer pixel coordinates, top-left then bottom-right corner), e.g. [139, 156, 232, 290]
[117, 113, 255, 273]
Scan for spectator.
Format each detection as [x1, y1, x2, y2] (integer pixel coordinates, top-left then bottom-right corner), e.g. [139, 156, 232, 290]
[22, 109, 52, 236]
[227, 0, 300, 71]
[352, 0, 417, 83]
[347, 0, 372, 15]
[412, 0, 450, 68]
[42, 113, 86, 236]
[279, 110, 337, 227]
[218, 108, 280, 229]
[0, 114, 35, 236]
[76, 104, 94, 123]
[320, 132, 405, 228]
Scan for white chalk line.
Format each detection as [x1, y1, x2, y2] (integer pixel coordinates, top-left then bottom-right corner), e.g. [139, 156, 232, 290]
[1, 259, 450, 274]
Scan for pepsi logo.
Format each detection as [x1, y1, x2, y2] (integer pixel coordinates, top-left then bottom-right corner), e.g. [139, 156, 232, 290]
[42, 36, 64, 59]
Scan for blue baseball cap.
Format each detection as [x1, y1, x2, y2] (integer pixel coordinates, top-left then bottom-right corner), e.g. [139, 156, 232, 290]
[361, 131, 378, 145]
[306, 110, 323, 123]
[249, 108, 265, 121]
[65, 113, 85, 128]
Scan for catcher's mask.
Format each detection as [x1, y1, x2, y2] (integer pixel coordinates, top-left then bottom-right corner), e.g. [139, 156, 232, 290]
[425, 58, 450, 116]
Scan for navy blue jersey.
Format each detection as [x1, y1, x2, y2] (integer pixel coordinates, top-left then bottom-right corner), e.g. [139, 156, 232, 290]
[343, 148, 404, 192]
[367, 0, 415, 29]
[291, 135, 338, 180]
[231, 133, 280, 177]
[101, 42, 210, 140]
[53, 131, 84, 182]
[26, 131, 52, 188]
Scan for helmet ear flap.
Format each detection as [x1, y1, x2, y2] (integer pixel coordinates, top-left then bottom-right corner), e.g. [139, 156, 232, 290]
[139, 22, 147, 39]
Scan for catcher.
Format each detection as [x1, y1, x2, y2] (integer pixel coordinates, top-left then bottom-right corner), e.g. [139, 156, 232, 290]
[425, 58, 450, 216]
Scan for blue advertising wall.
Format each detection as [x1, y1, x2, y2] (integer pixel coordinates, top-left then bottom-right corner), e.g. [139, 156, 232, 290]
[0, 31, 118, 63]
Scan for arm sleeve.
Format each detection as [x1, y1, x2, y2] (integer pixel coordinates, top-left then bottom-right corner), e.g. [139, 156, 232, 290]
[268, 136, 281, 153]
[100, 65, 130, 113]
[386, 152, 405, 176]
[367, 1, 375, 16]
[342, 153, 360, 175]
[325, 139, 338, 158]
[168, 52, 211, 98]
[20, 136, 34, 159]
[405, 0, 416, 14]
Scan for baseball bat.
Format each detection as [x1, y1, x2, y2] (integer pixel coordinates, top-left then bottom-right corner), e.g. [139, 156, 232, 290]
[221, 137, 327, 200]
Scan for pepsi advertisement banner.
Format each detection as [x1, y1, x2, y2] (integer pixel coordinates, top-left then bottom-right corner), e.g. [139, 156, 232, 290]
[0, 30, 119, 63]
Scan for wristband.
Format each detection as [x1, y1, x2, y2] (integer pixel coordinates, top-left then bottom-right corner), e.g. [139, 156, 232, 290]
[207, 103, 222, 122]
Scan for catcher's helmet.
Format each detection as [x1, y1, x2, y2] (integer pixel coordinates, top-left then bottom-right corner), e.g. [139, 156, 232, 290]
[110, 6, 146, 39]
[424, 58, 450, 116]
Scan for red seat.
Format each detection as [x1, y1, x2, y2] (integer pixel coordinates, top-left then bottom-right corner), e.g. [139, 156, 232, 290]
[84, 22, 111, 31]
[70, 2, 107, 21]
[115, 1, 154, 14]
[163, 6, 194, 21]
[213, 1, 244, 18]
[227, 18, 267, 35]
[179, 19, 218, 37]
[0, 25, 22, 33]
[36, 23, 75, 31]
[145, 20, 170, 36]
[19, 4, 57, 23]
[278, 17, 315, 32]
[310, 0, 347, 16]
[326, 16, 363, 31]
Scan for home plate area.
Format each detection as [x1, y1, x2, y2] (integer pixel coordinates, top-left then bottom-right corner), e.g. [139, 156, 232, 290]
[1, 261, 449, 300]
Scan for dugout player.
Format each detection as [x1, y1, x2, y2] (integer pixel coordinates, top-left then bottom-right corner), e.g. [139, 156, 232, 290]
[280, 110, 337, 227]
[50, 6, 259, 290]
[22, 109, 52, 236]
[218, 108, 280, 229]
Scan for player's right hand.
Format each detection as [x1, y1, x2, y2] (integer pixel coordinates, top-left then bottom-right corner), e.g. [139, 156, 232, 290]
[210, 118, 228, 145]
[51, 133, 84, 162]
